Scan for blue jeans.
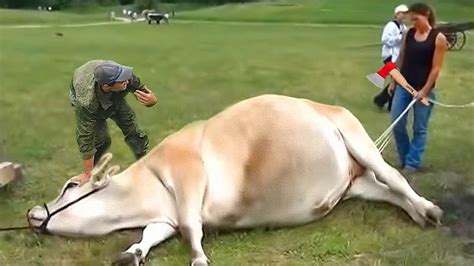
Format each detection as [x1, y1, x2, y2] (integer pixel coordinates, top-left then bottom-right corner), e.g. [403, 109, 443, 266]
[390, 86, 435, 169]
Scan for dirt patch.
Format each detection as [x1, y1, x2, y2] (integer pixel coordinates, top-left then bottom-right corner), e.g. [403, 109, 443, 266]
[437, 175, 474, 256]
[440, 193, 474, 237]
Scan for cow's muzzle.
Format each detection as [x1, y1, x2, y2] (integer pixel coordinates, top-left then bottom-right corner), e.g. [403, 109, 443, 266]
[26, 205, 50, 233]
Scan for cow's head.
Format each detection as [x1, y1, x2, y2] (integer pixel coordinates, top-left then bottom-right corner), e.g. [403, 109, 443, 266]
[26, 153, 125, 236]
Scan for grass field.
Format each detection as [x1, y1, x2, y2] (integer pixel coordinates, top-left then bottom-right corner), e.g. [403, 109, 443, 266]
[1, 1, 473, 265]
[177, 0, 474, 24]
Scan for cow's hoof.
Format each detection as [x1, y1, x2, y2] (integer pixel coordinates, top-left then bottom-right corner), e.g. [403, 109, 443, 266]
[111, 251, 141, 266]
[191, 257, 209, 266]
[425, 204, 443, 226]
[410, 210, 427, 228]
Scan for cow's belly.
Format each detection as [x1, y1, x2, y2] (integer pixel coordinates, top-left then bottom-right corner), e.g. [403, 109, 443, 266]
[201, 167, 347, 229]
[227, 180, 332, 228]
[200, 95, 351, 229]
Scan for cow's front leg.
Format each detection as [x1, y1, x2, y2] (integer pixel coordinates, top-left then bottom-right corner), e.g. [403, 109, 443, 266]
[179, 217, 208, 266]
[112, 222, 176, 266]
[177, 189, 209, 266]
[172, 157, 209, 265]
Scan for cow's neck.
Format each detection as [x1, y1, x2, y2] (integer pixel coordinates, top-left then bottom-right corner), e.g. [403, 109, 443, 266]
[98, 120, 208, 231]
[104, 160, 179, 228]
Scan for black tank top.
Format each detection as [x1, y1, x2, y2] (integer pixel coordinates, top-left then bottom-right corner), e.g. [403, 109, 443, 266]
[401, 28, 439, 90]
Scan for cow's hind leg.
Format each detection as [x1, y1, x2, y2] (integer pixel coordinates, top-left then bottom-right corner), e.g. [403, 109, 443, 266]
[310, 103, 442, 226]
[345, 171, 426, 227]
[355, 158, 442, 225]
[112, 223, 176, 266]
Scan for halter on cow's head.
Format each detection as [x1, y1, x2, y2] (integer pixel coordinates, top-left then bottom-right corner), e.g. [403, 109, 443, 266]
[26, 153, 124, 235]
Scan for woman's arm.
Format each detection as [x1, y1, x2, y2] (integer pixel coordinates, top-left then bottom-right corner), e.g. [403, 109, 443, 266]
[417, 33, 447, 99]
[396, 32, 407, 70]
[389, 32, 408, 92]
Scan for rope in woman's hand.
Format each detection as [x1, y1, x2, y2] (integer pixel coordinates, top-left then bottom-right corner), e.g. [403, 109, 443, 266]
[375, 96, 473, 153]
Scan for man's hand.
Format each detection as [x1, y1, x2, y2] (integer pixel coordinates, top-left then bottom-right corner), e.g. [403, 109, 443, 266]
[73, 172, 92, 186]
[134, 86, 157, 107]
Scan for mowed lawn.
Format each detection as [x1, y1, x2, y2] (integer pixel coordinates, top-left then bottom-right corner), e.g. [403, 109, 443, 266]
[1, 4, 474, 266]
[177, 0, 474, 24]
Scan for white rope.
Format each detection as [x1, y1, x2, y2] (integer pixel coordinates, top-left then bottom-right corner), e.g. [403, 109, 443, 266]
[428, 98, 474, 108]
[378, 133, 392, 153]
[375, 99, 417, 153]
[373, 88, 473, 153]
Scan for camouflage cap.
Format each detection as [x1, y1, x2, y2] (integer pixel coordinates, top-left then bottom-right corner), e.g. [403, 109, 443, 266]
[94, 61, 133, 86]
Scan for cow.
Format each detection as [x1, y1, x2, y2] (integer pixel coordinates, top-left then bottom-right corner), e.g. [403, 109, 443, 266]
[146, 12, 171, 24]
[27, 95, 442, 266]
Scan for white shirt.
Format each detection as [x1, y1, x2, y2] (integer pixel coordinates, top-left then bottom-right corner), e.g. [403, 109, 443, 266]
[381, 20, 408, 62]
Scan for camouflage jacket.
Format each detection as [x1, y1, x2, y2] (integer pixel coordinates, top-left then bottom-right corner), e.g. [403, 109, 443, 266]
[70, 60, 144, 159]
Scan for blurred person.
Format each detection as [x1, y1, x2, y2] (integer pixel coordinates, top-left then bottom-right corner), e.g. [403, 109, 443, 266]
[373, 4, 409, 111]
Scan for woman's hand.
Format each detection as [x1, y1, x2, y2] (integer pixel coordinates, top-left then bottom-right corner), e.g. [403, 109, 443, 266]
[134, 86, 157, 107]
[415, 88, 429, 101]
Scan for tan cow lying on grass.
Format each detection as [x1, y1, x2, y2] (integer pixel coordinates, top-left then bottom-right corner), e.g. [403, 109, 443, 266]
[27, 95, 442, 266]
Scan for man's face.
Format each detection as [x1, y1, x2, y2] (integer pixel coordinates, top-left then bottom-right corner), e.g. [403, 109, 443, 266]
[104, 80, 129, 92]
[395, 12, 408, 22]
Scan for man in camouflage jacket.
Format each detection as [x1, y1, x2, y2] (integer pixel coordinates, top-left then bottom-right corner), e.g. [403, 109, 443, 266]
[70, 60, 157, 185]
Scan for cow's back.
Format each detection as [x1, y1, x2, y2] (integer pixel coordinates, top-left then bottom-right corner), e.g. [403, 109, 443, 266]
[200, 95, 352, 228]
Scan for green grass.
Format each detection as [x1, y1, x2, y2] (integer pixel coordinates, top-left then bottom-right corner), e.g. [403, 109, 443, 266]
[0, 8, 111, 25]
[1, 1, 473, 265]
[177, 0, 474, 24]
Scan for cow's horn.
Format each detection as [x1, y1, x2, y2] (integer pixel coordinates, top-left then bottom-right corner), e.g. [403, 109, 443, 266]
[93, 165, 119, 188]
[91, 153, 113, 184]
[91, 153, 113, 177]
[103, 165, 120, 178]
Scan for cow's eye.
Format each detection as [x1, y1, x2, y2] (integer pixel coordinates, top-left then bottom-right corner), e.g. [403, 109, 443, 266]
[56, 181, 78, 202]
[66, 182, 78, 190]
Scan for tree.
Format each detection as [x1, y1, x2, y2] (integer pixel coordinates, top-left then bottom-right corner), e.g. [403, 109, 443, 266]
[135, 0, 156, 11]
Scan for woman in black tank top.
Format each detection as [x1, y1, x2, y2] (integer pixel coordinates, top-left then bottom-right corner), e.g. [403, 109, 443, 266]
[390, 3, 447, 172]
[402, 27, 440, 90]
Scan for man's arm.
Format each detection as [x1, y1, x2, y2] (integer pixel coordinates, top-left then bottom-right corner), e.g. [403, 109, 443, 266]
[75, 106, 97, 184]
[417, 33, 447, 99]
